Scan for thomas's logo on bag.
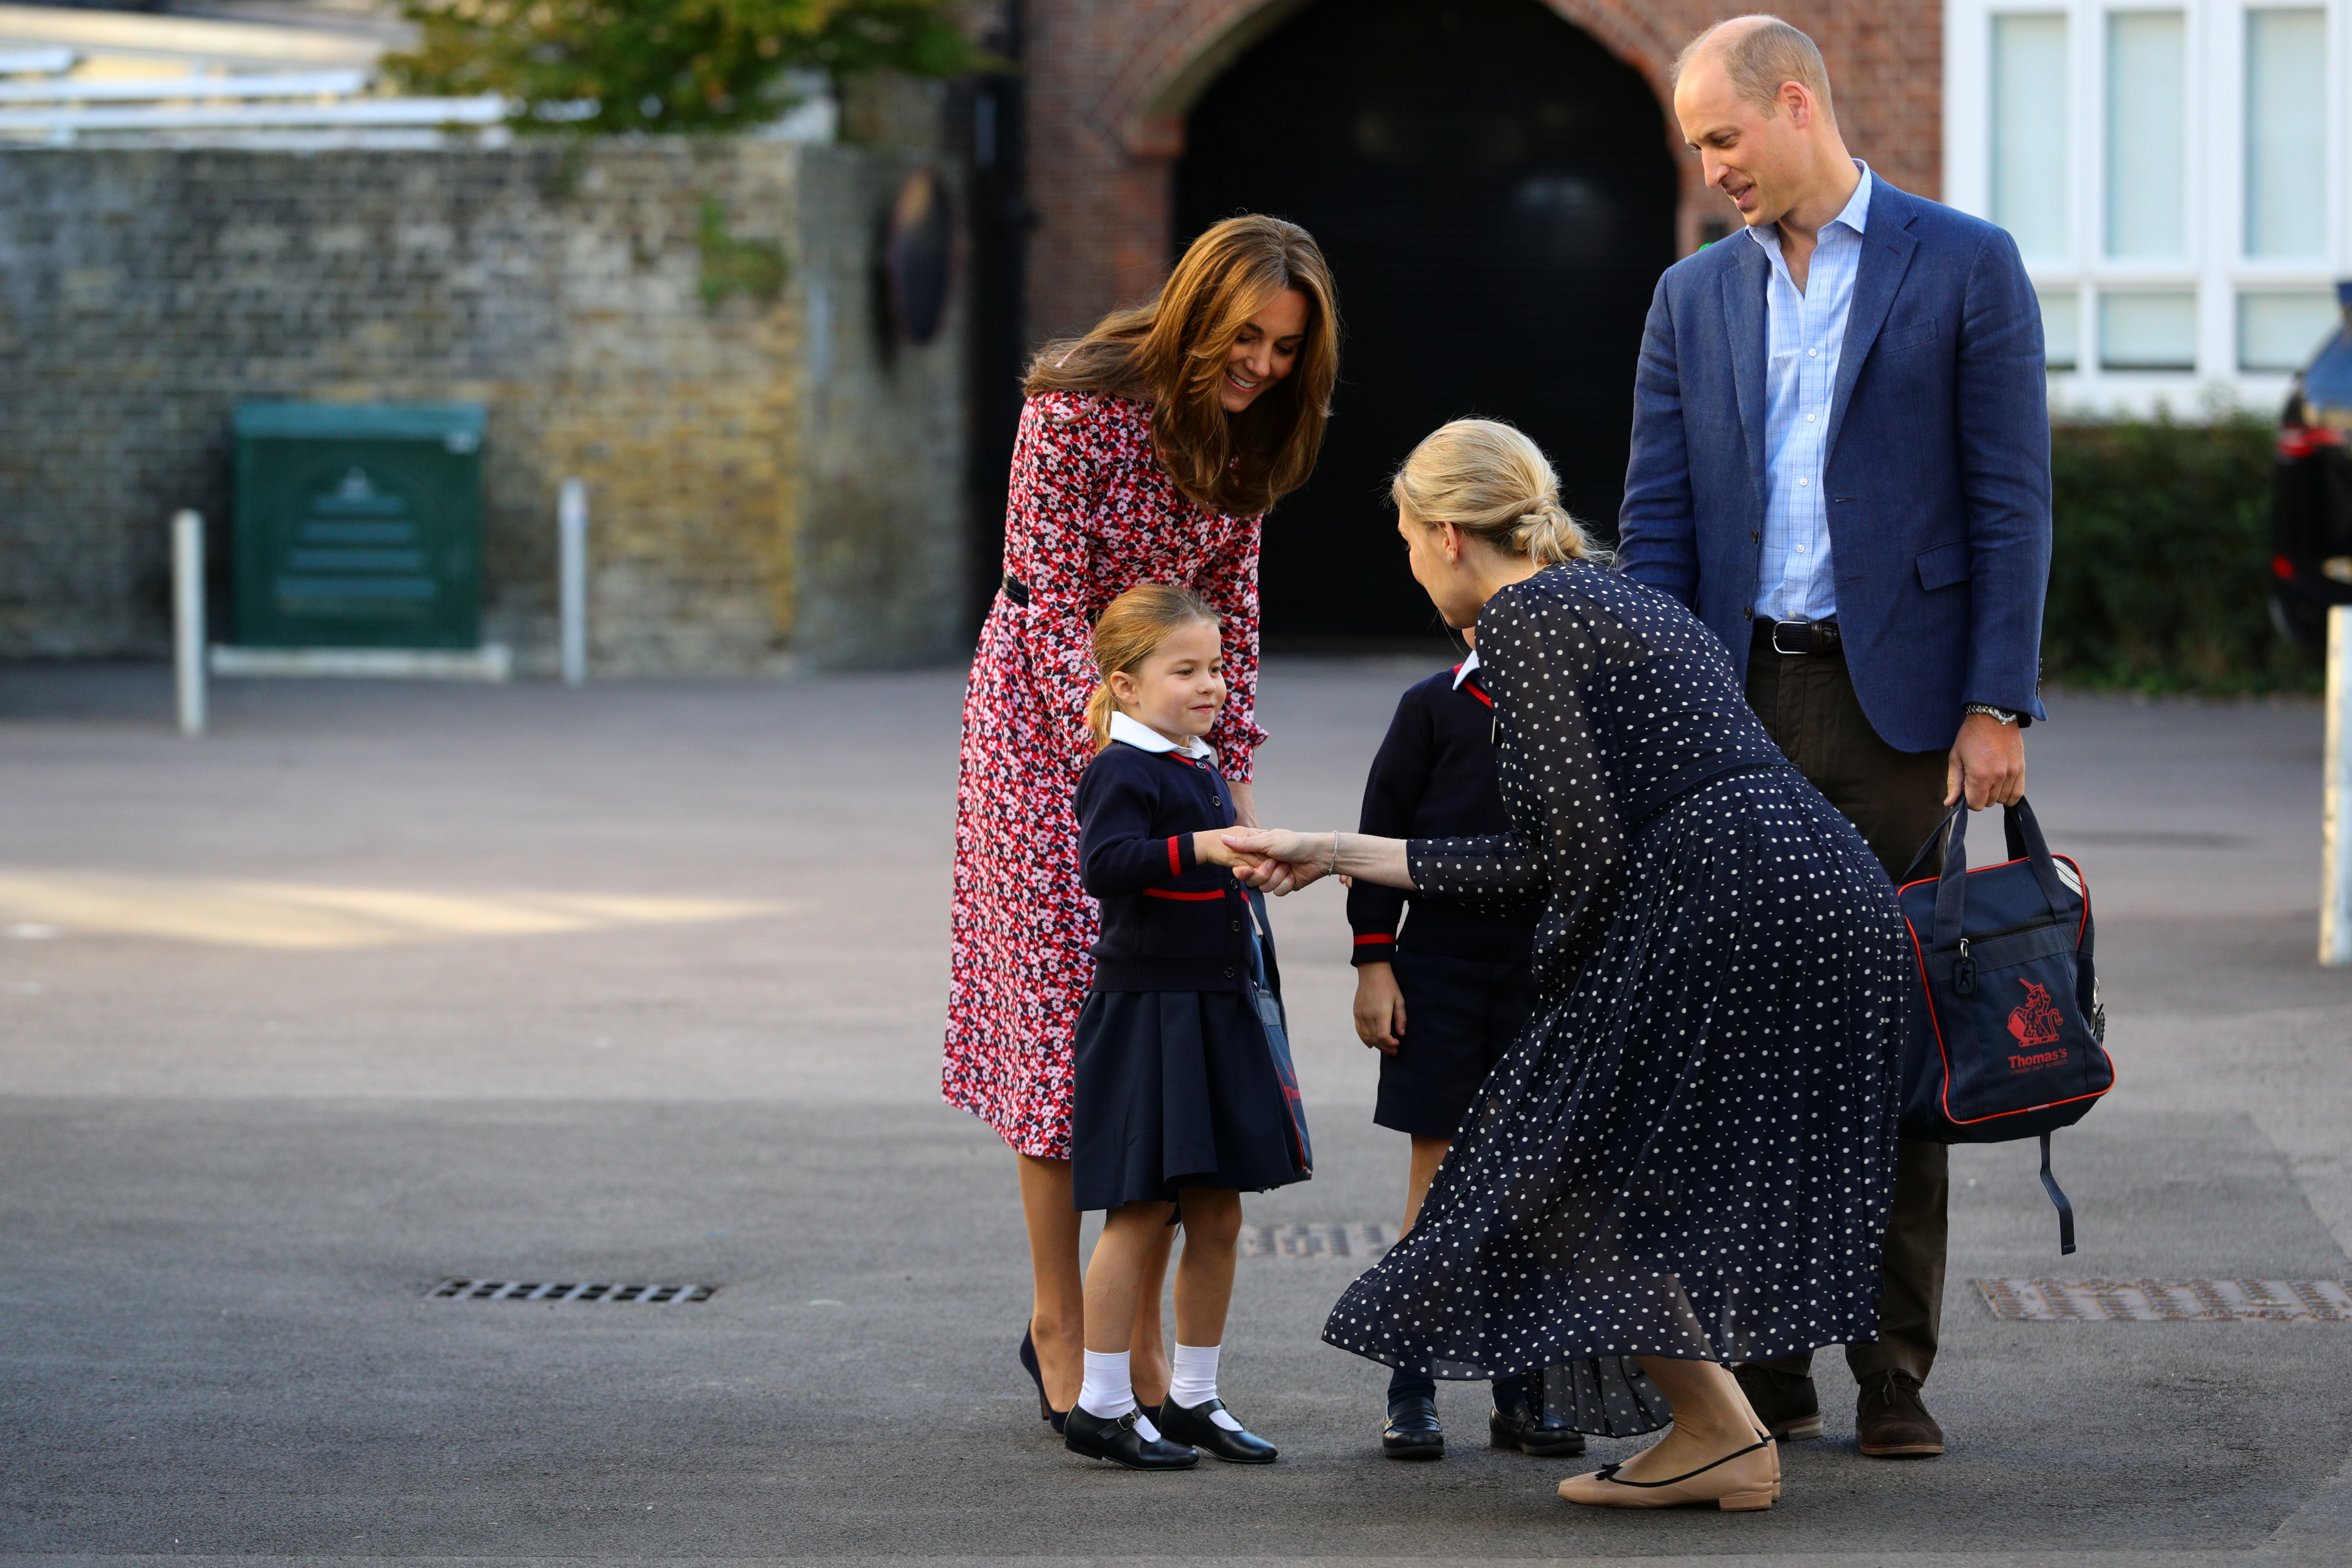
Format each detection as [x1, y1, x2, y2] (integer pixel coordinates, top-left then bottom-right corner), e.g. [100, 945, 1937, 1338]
[2006, 979, 2066, 1050]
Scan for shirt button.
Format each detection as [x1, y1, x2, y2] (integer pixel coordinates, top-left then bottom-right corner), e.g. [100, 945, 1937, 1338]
[1805, 413, 1816, 422]
[1798, 477, 1809, 487]
[1795, 545, 1807, 553]
[1224, 967, 1236, 979]
[1807, 347, 1818, 357]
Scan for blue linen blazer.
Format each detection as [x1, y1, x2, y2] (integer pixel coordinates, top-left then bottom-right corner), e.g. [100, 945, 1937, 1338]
[1616, 178, 2052, 754]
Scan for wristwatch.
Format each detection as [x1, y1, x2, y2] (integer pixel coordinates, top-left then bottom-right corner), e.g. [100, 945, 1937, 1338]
[1963, 703, 2022, 726]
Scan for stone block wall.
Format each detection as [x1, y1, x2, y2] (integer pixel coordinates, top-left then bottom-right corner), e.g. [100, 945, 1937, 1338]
[0, 139, 966, 674]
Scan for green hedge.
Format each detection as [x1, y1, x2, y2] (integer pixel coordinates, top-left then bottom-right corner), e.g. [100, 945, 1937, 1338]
[2044, 413, 2321, 694]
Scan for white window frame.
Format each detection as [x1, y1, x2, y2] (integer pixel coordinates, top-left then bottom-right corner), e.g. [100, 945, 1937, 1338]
[1946, 0, 2348, 415]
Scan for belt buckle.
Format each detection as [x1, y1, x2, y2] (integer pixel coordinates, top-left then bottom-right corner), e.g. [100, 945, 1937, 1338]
[1770, 620, 1812, 656]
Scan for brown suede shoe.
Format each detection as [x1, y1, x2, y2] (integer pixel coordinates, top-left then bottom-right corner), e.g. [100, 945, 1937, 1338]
[1733, 1364, 1823, 1441]
[1855, 1369, 1945, 1457]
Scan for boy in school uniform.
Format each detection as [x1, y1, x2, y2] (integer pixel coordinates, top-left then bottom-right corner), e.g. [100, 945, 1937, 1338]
[1348, 641, 1583, 1462]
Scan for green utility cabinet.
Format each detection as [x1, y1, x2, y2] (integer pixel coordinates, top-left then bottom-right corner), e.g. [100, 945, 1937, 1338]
[231, 402, 486, 649]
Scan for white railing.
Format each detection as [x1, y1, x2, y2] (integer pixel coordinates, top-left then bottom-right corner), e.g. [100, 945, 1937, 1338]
[0, 69, 370, 103]
[0, 46, 77, 74]
[0, 95, 506, 139]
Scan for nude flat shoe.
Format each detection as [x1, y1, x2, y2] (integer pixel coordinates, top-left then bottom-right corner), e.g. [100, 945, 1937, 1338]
[1556, 1434, 1779, 1511]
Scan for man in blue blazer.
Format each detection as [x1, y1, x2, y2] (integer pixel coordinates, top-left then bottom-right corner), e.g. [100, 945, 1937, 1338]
[1620, 17, 2051, 1461]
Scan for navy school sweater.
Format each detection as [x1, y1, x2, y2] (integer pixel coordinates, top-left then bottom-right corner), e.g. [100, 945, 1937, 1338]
[1076, 738, 1281, 996]
[1347, 662, 1538, 968]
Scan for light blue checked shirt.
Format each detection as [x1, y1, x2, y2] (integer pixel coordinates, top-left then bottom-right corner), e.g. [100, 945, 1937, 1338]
[1748, 162, 1873, 623]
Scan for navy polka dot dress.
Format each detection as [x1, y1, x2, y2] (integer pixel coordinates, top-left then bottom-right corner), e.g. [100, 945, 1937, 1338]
[1322, 562, 1906, 1438]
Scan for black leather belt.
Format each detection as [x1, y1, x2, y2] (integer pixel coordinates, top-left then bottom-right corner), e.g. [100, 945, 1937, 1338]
[1000, 572, 1030, 606]
[1753, 617, 1842, 656]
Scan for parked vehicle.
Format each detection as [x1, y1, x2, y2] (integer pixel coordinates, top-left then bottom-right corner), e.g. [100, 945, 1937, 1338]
[2272, 282, 2352, 653]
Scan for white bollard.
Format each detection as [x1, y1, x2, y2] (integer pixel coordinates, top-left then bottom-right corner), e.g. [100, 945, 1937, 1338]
[171, 509, 205, 737]
[2324, 604, 2352, 966]
[558, 478, 588, 688]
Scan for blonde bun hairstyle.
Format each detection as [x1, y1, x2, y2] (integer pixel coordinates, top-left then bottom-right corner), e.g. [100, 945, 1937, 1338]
[1084, 582, 1222, 751]
[1391, 418, 1602, 567]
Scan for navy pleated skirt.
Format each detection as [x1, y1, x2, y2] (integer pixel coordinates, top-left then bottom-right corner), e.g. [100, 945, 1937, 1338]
[1069, 989, 1310, 1212]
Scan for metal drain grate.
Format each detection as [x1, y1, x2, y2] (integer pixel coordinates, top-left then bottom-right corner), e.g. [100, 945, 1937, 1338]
[427, 1279, 715, 1303]
[1239, 1222, 1394, 1260]
[1978, 1278, 2352, 1322]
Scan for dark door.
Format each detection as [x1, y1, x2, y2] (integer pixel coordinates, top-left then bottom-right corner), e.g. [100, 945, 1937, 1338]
[1177, 0, 1678, 642]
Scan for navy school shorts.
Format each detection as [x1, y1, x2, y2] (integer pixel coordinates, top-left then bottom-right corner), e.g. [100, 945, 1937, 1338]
[1373, 949, 1538, 1140]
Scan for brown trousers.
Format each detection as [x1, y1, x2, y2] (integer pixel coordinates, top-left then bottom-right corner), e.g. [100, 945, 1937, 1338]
[1745, 641, 1951, 1384]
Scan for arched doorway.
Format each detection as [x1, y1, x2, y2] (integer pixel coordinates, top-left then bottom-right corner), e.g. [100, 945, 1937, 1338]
[1176, 0, 1678, 642]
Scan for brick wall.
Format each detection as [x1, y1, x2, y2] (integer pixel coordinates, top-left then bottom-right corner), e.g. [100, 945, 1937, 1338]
[1020, 0, 1942, 338]
[0, 141, 966, 674]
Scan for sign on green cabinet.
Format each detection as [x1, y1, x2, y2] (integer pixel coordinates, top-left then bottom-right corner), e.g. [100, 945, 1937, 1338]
[232, 403, 486, 649]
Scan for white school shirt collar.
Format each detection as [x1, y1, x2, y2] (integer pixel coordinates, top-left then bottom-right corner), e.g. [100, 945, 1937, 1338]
[1452, 650, 1482, 689]
[1108, 710, 1217, 763]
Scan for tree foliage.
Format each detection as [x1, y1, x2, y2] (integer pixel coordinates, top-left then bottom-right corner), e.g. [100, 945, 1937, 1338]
[386, 0, 986, 135]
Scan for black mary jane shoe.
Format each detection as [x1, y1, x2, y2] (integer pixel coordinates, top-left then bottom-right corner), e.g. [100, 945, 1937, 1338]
[1490, 1392, 1588, 1458]
[1156, 1397, 1278, 1464]
[1381, 1394, 1445, 1461]
[1064, 1406, 1199, 1470]
[1017, 1329, 1068, 1435]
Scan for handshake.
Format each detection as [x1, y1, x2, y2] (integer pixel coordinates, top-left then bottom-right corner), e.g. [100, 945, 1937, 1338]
[1192, 828, 1348, 897]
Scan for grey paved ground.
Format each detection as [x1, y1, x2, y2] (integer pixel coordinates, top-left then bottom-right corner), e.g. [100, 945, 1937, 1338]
[2, 661, 2349, 1565]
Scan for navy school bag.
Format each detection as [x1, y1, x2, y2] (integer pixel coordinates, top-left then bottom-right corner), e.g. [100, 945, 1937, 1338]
[1895, 799, 2113, 1253]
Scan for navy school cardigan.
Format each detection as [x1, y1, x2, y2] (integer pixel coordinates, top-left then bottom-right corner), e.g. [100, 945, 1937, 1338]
[1075, 739, 1281, 996]
[1346, 663, 1538, 968]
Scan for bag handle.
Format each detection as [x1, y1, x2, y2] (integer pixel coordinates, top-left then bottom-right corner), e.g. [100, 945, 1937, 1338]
[1911, 798, 2073, 953]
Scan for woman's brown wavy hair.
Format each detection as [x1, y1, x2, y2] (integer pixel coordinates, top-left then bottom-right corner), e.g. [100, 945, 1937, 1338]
[1026, 214, 1339, 518]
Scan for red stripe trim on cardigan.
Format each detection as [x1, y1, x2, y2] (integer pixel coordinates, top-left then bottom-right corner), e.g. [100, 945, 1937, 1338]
[1354, 934, 1397, 946]
[1167, 836, 1184, 876]
[1143, 887, 1226, 902]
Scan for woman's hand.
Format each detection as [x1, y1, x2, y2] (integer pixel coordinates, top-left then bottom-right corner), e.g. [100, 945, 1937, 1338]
[1228, 779, 1259, 830]
[1353, 962, 1408, 1054]
[1219, 828, 1334, 895]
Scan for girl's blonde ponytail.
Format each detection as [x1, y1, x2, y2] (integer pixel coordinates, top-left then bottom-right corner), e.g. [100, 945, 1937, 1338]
[1083, 680, 1121, 752]
[1086, 583, 1222, 751]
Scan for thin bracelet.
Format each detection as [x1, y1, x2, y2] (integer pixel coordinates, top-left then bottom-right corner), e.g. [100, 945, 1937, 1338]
[1328, 832, 1342, 876]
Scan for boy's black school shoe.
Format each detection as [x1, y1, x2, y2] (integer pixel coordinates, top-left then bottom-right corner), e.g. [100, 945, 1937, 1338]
[1156, 1397, 1278, 1464]
[1489, 1396, 1587, 1458]
[1381, 1395, 1445, 1460]
[1064, 1406, 1199, 1470]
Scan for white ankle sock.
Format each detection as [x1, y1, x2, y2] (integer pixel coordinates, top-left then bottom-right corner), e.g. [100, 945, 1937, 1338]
[1077, 1349, 1161, 1439]
[1170, 1342, 1245, 1430]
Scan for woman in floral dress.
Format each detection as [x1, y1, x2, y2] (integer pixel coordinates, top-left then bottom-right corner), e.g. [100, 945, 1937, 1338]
[944, 215, 1340, 1429]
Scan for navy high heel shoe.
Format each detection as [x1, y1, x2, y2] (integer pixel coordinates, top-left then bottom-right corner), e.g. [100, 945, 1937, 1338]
[1018, 1328, 1069, 1435]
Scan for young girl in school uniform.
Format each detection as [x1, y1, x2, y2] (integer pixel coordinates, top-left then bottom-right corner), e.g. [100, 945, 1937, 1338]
[1063, 583, 1310, 1471]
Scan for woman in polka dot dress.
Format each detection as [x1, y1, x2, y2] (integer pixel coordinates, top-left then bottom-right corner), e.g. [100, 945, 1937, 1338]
[1228, 421, 1905, 1513]
[944, 216, 1339, 1433]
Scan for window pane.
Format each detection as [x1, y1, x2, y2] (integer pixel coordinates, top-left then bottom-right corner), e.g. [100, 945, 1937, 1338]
[2100, 291, 2198, 369]
[2245, 9, 2328, 258]
[2240, 291, 2343, 370]
[1993, 15, 2070, 259]
[2105, 12, 2187, 259]
[2040, 288, 2082, 369]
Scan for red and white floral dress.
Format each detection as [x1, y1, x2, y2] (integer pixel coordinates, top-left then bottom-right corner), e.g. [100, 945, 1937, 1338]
[944, 390, 1269, 1159]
